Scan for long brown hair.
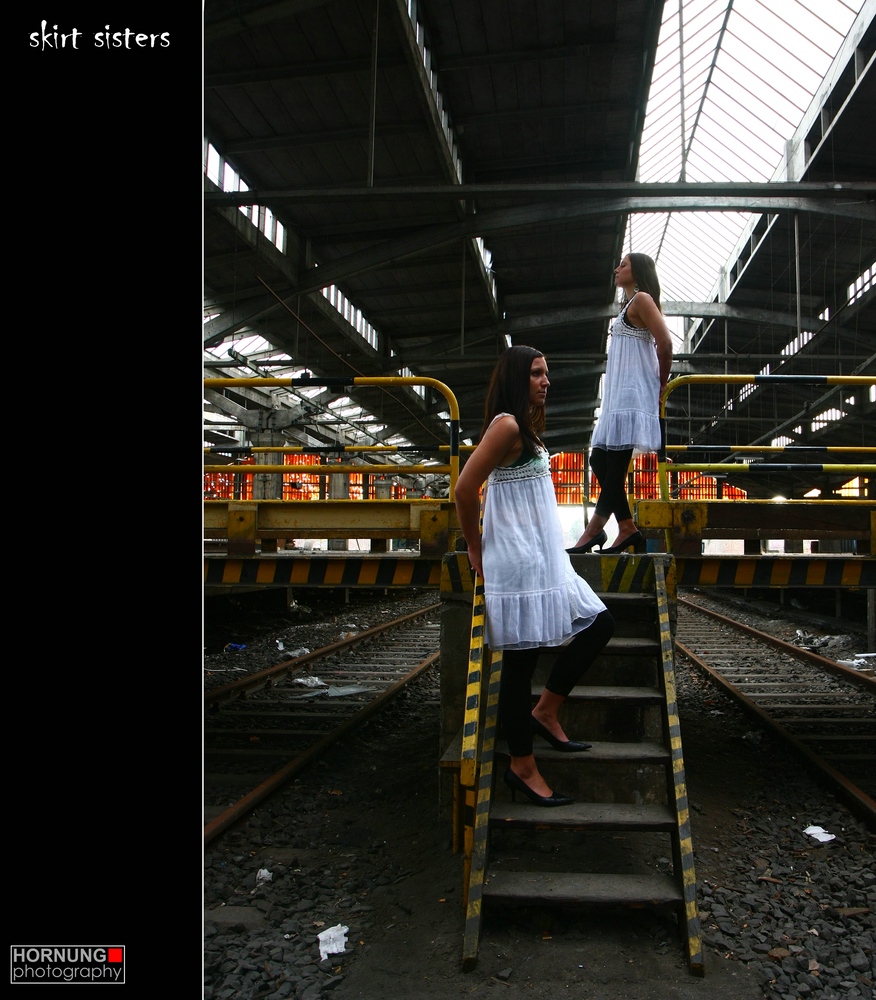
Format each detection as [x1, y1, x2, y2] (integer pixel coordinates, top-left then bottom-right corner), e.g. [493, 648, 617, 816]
[479, 345, 545, 458]
[626, 252, 662, 312]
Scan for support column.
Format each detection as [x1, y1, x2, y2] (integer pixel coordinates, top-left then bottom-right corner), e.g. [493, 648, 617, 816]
[329, 462, 351, 551]
[240, 409, 300, 553]
[372, 476, 392, 552]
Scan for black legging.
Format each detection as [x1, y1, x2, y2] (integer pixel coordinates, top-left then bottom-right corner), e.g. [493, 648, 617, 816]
[590, 447, 634, 522]
[498, 609, 615, 756]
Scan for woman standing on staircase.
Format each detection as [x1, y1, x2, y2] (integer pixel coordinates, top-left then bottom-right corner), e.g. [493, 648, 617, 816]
[567, 253, 673, 555]
[455, 346, 615, 807]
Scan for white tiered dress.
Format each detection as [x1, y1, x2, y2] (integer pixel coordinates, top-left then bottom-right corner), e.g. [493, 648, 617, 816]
[591, 295, 661, 455]
[481, 423, 607, 651]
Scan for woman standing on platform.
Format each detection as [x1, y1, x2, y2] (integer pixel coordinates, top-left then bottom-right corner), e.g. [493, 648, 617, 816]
[455, 346, 615, 808]
[567, 253, 673, 555]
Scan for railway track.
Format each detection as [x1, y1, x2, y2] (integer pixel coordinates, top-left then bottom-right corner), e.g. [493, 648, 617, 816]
[675, 596, 876, 826]
[204, 593, 874, 841]
[204, 602, 441, 844]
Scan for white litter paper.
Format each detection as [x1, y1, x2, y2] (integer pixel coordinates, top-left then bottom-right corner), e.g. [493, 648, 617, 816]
[278, 640, 312, 656]
[803, 825, 835, 843]
[256, 868, 273, 882]
[318, 924, 349, 961]
[328, 685, 371, 697]
[837, 655, 876, 672]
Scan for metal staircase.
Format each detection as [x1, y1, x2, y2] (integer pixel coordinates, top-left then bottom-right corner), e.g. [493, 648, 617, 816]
[459, 555, 703, 975]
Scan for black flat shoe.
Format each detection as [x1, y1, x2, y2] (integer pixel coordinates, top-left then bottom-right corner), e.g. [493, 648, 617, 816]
[565, 530, 607, 554]
[504, 769, 573, 807]
[531, 715, 592, 752]
[599, 530, 646, 555]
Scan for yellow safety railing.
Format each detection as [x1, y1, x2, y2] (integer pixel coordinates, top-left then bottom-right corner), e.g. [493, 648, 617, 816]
[658, 374, 876, 502]
[204, 375, 462, 500]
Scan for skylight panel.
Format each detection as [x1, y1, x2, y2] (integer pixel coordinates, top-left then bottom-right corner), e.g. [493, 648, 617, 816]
[222, 162, 238, 192]
[215, 334, 271, 358]
[718, 32, 814, 115]
[687, 120, 773, 179]
[744, 0, 842, 65]
[705, 93, 786, 161]
[711, 57, 803, 132]
[682, 6, 726, 48]
[849, 263, 874, 303]
[680, 212, 740, 257]
[708, 77, 795, 139]
[205, 143, 221, 185]
[630, 0, 865, 311]
[626, 213, 667, 249]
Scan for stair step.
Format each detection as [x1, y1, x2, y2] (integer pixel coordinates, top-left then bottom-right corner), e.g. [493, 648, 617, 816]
[531, 684, 662, 702]
[596, 590, 654, 599]
[596, 592, 656, 608]
[489, 801, 676, 831]
[603, 637, 660, 655]
[482, 871, 682, 907]
[546, 636, 659, 655]
[495, 740, 670, 763]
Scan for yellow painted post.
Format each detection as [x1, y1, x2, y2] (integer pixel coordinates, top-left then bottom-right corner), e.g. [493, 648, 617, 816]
[420, 508, 450, 558]
[227, 502, 258, 556]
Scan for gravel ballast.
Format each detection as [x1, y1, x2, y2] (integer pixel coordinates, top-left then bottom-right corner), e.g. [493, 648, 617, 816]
[203, 587, 874, 1000]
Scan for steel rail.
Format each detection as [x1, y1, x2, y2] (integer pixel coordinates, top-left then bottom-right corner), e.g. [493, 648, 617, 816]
[678, 598, 876, 695]
[204, 603, 442, 844]
[675, 598, 875, 828]
[206, 602, 440, 705]
[204, 651, 439, 845]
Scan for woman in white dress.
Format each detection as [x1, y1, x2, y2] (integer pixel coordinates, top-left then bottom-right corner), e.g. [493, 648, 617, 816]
[455, 346, 615, 807]
[567, 253, 673, 555]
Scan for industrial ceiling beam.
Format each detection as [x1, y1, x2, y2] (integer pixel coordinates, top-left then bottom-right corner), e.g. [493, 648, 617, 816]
[225, 120, 426, 155]
[205, 0, 337, 40]
[278, 195, 870, 297]
[204, 181, 875, 205]
[205, 55, 406, 89]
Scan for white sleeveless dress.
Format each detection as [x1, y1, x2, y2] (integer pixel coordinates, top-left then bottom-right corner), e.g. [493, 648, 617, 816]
[481, 418, 607, 650]
[591, 295, 661, 455]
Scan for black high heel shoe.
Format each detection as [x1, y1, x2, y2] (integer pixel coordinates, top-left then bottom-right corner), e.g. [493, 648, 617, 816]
[531, 716, 592, 752]
[565, 530, 607, 554]
[599, 530, 646, 555]
[504, 769, 573, 807]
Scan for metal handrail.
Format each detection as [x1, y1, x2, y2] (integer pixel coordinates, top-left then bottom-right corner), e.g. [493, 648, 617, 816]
[203, 375, 462, 500]
[658, 374, 875, 502]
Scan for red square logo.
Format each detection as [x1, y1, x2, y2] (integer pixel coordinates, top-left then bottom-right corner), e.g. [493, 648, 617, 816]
[108, 948, 123, 963]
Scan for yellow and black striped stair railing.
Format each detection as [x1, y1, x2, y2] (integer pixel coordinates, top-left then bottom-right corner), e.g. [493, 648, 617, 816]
[457, 556, 703, 976]
[461, 638, 502, 968]
[459, 573, 502, 967]
[459, 573, 486, 859]
[654, 558, 704, 976]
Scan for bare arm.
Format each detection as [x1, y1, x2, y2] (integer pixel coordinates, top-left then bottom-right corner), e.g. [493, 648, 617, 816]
[627, 292, 673, 395]
[454, 415, 521, 578]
